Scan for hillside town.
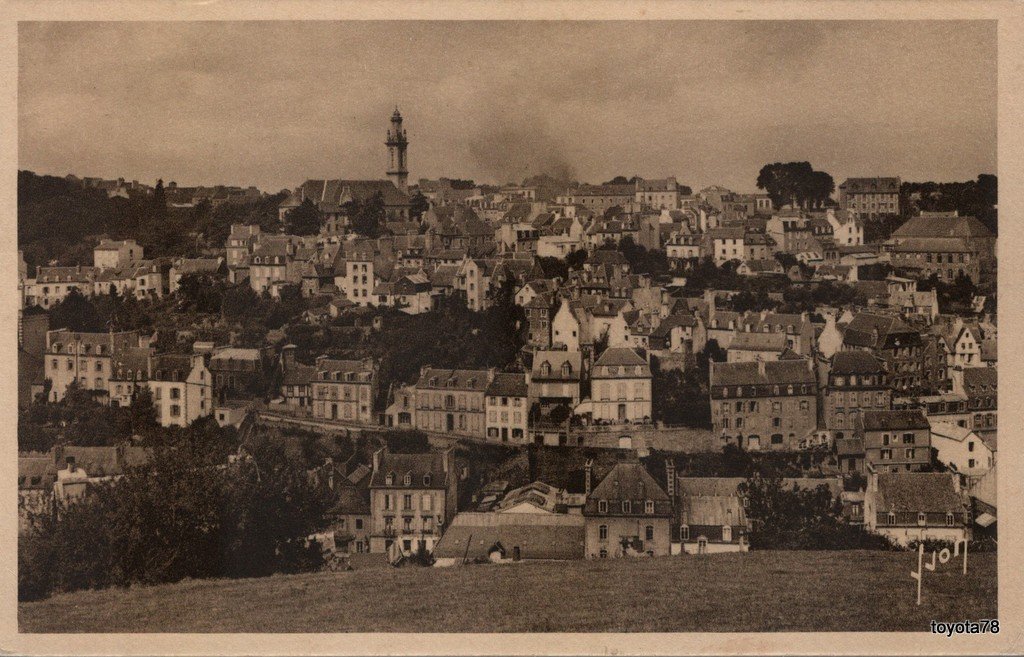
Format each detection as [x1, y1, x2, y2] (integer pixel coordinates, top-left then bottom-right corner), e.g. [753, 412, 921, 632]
[18, 109, 998, 578]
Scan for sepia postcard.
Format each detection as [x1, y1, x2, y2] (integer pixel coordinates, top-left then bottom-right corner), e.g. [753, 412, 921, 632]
[2, 1, 1023, 655]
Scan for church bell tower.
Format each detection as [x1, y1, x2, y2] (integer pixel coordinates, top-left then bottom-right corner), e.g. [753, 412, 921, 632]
[386, 107, 409, 194]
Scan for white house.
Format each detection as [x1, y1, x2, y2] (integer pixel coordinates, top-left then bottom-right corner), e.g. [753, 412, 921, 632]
[930, 422, 994, 477]
[147, 354, 214, 428]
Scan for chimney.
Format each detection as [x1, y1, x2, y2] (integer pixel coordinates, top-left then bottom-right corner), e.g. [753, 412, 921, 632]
[443, 447, 453, 474]
[666, 458, 676, 501]
[282, 344, 296, 370]
[584, 459, 594, 494]
[758, 359, 766, 379]
[372, 447, 383, 475]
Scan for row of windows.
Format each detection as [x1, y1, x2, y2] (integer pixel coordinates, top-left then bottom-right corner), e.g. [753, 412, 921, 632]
[883, 512, 957, 526]
[487, 396, 524, 407]
[382, 491, 435, 509]
[599, 524, 656, 541]
[876, 448, 919, 460]
[716, 384, 812, 398]
[596, 499, 656, 514]
[487, 410, 523, 424]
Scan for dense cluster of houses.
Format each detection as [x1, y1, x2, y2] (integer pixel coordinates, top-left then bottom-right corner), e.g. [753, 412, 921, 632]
[18, 110, 998, 559]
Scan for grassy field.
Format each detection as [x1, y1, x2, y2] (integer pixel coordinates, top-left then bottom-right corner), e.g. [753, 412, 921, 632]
[20, 550, 996, 633]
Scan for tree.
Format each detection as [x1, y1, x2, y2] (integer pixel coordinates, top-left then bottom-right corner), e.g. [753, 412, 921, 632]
[409, 192, 430, 222]
[285, 198, 322, 236]
[350, 192, 386, 238]
[756, 162, 834, 209]
[48, 289, 106, 332]
[19, 428, 332, 601]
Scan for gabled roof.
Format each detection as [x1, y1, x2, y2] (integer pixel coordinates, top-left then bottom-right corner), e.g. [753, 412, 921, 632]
[432, 512, 585, 561]
[874, 472, 966, 514]
[588, 461, 670, 504]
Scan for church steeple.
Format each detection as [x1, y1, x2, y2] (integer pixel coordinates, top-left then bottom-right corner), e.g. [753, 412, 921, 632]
[386, 107, 409, 194]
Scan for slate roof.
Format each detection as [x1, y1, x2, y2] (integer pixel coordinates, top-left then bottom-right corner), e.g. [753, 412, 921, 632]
[416, 368, 491, 391]
[679, 494, 746, 527]
[831, 351, 885, 375]
[588, 461, 671, 504]
[710, 359, 815, 387]
[369, 451, 450, 488]
[530, 350, 582, 382]
[842, 313, 917, 349]
[836, 437, 865, 456]
[874, 472, 966, 514]
[861, 409, 930, 432]
[728, 331, 787, 353]
[285, 179, 410, 210]
[840, 177, 901, 193]
[892, 215, 993, 240]
[963, 367, 997, 396]
[432, 512, 585, 561]
[486, 372, 528, 398]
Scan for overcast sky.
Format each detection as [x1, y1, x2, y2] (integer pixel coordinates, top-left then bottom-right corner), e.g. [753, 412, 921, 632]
[19, 20, 996, 193]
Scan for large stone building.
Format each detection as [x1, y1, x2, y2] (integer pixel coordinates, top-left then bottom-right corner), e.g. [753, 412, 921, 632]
[824, 351, 891, 439]
[413, 367, 493, 438]
[583, 460, 673, 558]
[709, 358, 818, 451]
[838, 177, 901, 220]
[885, 213, 996, 283]
[44, 329, 143, 403]
[368, 448, 458, 554]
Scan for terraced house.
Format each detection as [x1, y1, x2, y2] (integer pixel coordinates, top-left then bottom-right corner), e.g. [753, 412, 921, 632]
[414, 367, 494, 438]
[311, 357, 378, 424]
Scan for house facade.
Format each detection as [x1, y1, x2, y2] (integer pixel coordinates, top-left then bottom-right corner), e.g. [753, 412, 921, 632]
[583, 461, 672, 558]
[368, 448, 458, 554]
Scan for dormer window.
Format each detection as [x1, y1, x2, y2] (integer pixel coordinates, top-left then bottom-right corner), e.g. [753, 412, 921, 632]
[598, 500, 608, 513]
[541, 361, 552, 376]
[403, 473, 412, 486]
[385, 472, 395, 486]
[946, 512, 955, 527]
[561, 362, 572, 377]
[887, 512, 896, 525]
[917, 512, 926, 526]
[645, 500, 654, 514]
[623, 500, 632, 514]
[423, 473, 432, 486]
